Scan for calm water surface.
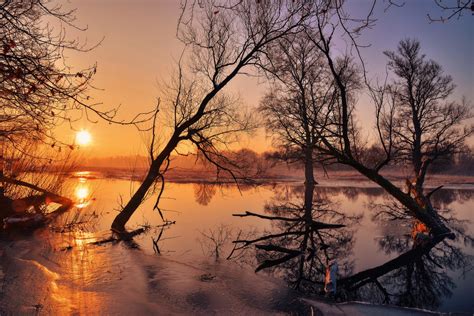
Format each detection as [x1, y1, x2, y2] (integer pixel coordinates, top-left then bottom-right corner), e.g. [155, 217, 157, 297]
[65, 174, 474, 313]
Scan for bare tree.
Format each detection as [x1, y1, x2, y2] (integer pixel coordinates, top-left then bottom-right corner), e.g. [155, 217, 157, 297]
[288, 0, 472, 238]
[111, 0, 311, 233]
[0, 0, 151, 165]
[254, 33, 356, 284]
[259, 32, 339, 207]
[0, 0, 100, 151]
[0, 1, 96, 226]
[384, 38, 472, 192]
[0, 0, 157, 222]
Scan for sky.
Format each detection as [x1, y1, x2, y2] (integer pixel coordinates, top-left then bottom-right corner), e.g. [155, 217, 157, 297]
[54, 0, 473, 158]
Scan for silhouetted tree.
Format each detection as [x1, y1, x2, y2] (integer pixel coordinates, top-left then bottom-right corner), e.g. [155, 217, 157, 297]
[292, 1, 467, 238]
[0, 0, 148, 169]
[0, 0, 98, 215]
[111, 0, 312, 232]
[259, 32, 340, 214]
[384, 39, 472, 191]
[0, 0, 100, 150]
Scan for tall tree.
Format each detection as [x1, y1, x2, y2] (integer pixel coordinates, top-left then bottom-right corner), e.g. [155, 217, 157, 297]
[291, 1, 466, 237]
[259, 33, 338, 219]
[111, 0, 311, 232]
[384, 39, 472, 192]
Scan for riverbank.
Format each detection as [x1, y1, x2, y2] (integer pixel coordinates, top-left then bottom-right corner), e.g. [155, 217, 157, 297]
[65, 168, 474, 189]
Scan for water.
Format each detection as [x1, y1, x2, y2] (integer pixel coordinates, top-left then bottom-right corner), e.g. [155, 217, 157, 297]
[1, 172, 472, 313]
[62, 173, 474, 314]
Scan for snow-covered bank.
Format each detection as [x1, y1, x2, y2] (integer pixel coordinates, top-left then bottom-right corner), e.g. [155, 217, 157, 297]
[0, 229, 310, 314]
[1, 229, 465, 315]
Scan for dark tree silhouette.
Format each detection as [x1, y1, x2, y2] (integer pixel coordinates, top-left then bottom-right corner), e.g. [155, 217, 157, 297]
[111, 0, 312, 233]
[0, 0, 149, 167]
[0, 0, 99, 220]
[383, 39, 472, 192]
[259, 32, 341, 214]
[291, 1, 466, 238]
[233, 182, 360, 290]
[0, 0, 101, 151]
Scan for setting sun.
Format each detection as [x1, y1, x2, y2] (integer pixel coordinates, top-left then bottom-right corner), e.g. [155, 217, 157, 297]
[76, 130, 92, 146]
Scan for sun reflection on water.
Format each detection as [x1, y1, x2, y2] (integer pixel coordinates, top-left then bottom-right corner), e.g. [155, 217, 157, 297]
[74, 179, 92, 208]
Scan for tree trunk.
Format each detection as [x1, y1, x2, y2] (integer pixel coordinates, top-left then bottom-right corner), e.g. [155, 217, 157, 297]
[303, 147, 315, 220]
[348, 161, 453, 238]
[111, 132, 182, 232]
[111, 162, 161, 232]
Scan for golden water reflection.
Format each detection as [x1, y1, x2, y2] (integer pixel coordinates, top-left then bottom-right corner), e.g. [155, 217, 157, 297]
[74, 178, 92, 208]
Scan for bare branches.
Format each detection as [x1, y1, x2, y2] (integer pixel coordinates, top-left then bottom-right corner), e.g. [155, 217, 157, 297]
[259, 30, 339, 169]
[1, 175, 71, 204]
[0, 0, 155, 158]
[383, 39, 473, 189]
[427, 0, 473, 22]
[112, 1, 312, 232]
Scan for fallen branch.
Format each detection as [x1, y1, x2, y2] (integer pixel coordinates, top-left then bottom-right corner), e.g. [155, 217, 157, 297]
[1, 175, 73, 207]
[233, 211, 346, 230]
[233, 211, 300, 222]
[255, 244, 302, 255]
[234, 231, 303, 246]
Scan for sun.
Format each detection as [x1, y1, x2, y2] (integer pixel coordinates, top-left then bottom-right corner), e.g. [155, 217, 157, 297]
[76, 130, 92, 146]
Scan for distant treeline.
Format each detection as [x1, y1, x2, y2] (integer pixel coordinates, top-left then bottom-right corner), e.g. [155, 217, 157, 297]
[68, 146, 474, 179]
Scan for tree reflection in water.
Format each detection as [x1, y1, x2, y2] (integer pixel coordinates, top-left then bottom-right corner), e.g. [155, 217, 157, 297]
[233, 185, 473, 311]
[194, 183, 217, 206]
[233, 184, 361, 292]
[347, 190, 474, 310]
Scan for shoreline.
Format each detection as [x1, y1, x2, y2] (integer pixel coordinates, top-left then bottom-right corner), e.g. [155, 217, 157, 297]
[66, 169, 474, 190]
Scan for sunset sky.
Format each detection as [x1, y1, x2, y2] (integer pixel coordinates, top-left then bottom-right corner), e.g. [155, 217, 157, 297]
[55, 0, 473, 158]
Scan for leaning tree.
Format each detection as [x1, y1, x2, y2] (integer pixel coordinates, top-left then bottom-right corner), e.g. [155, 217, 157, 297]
[299, 0, 473, 238]
[111, 0, 312, 232]
[253, 0, 472, 299]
